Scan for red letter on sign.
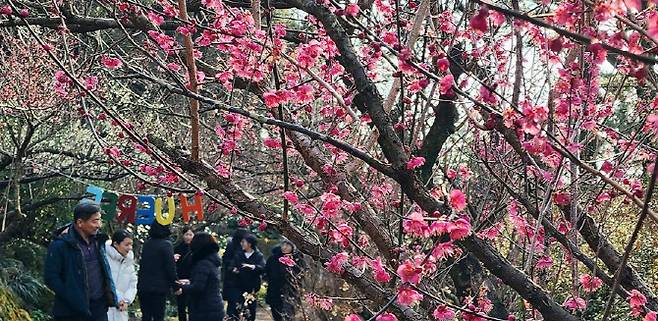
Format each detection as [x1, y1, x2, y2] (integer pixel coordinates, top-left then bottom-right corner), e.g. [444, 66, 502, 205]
[179, 194, 204, 223]
[116, 195, 137, 224]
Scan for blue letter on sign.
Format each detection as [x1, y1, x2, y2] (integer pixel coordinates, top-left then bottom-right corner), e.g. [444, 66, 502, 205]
[136, 196, 155, 225]
[86, 185, 104, 204]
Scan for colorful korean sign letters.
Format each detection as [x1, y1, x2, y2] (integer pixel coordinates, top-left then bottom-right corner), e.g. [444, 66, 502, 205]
[86, 185, 204, 225]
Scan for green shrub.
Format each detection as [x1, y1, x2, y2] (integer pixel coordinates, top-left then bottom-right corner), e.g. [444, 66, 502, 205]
[0, 256, 52, 309]
[0, 287, 33, 321]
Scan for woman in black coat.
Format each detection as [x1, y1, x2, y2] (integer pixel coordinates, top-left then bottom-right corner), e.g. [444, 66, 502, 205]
[222, 228, 248, 312]
[137, 222, 179, 321]
[265, 240, 304, 321]
[177, 232, 225, 321]
[227, 234, 265, 321]
[174, 226, 195, 321]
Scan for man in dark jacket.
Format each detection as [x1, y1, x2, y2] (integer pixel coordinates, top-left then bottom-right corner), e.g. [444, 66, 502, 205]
[265, 240, 304, 321]
[221, 228, 248, 313]
[177, 232, 225, 321]
[227, 234, 265, 321]
[174, 226, 195, 321]
[137, 221, 179, 321]
[44, 202, 118, 321]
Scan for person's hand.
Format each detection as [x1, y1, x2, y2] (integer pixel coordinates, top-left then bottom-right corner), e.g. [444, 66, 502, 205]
[232, 267, 239, 273]
[176, 279, 190, 285]
[174, 254, 181, 262]
[241, 263, 255, 270]
[118, 300, 128, 312]
[175, 288, 183, 296]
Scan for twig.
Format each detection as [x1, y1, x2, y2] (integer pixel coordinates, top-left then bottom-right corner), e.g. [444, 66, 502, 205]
[476, 0, 658, 65]
[600, 154, 658, 321]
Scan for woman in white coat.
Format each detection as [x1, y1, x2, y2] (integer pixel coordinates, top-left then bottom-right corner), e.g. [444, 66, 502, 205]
[106, 230, 138, 321]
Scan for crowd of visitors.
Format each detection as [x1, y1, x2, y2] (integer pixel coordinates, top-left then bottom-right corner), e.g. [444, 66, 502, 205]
[45, 202, 305, 321]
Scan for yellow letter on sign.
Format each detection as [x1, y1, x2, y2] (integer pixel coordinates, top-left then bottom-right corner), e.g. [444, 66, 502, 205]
[155, 195, 176, 225]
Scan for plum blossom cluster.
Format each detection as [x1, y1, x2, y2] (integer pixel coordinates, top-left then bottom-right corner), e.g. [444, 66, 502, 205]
[403, 209, 471, 241]
[305, 293, 334, 311]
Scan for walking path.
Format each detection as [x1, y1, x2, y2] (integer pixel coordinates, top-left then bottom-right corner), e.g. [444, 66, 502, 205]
[255, 308, 274, 321]
[164, 306, 274, 321]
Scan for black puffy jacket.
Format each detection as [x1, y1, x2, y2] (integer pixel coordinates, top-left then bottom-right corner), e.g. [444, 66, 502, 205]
[174, 242, 193, 279]
[182, 243, 225, 321]
[228, 249, 265, 294]
[137, 236, 178, 294]
[221, 229, 248, 297]
[265, 246, 304, 306]
[221, 238, 240, 296]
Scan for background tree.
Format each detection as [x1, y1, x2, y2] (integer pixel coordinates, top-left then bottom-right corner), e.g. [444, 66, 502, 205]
[2, 0, 658, 320]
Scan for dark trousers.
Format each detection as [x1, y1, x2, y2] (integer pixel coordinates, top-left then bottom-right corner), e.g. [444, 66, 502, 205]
[227, 293, 257, 321]
[271, 304, 295, 321]
[270, 296, 296, 321]
[55, 299, 108, 321]
[139, 292, 167, 321]
[226, 298, 240, 321]
[176, 292, 188, 321]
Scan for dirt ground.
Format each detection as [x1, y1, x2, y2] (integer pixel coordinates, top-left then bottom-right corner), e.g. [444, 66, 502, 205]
[255, 308, 275, 321]
[162, 306, 274, 321]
